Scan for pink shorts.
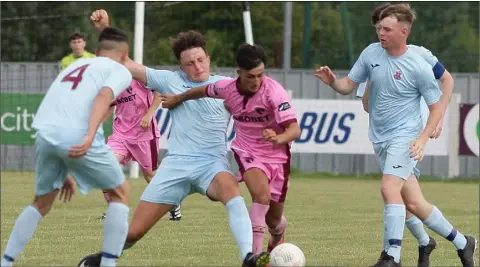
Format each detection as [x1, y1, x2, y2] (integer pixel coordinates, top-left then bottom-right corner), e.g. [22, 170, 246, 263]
[232, 148, 290, 203]
[107, 134, 159, 172]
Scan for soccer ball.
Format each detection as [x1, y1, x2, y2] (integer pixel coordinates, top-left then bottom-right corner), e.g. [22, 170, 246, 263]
[269, 243, 306, 267]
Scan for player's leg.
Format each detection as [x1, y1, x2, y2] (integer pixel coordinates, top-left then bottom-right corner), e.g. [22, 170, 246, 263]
[1, 135, 67, 267]
[370, 140, 409, 267]
[77, 156, 192, 267]
[66, 144, 131, 267]
[266, 163, 290, 253]
[233, 149, 271, 254]
[196, 158, 269, 267]
[400, 172, 437, 267]
[402, 173, 477, 266]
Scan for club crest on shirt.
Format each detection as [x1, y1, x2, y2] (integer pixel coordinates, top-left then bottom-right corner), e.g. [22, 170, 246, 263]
[255, 107, 265, 114]
[394, 69, 402, 80]
[126, 86, 133, 94]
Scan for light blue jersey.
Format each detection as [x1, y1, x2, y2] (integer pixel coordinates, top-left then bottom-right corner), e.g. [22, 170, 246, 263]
[142, 68, 232, 205]
[356, 44, 445, 98]
[145, 68, 230, 159]
[349, 43, 442, 143]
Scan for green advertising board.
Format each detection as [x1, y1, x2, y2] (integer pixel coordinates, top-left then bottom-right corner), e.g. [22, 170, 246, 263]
[0, 93, 113, 145]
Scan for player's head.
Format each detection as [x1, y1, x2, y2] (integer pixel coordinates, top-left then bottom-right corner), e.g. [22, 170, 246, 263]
[172, 30, 210, 83]
[371, 3, 391, 27]
[236, 43, 267, 94]
[96, 27, 129, 64]
[69, 32, 87, 56]
[377, 3, 416, 49]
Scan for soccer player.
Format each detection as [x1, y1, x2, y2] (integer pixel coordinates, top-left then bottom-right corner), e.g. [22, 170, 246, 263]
[97, 80, 167, 220]
[161, 44, 301, 254]
[356, 4, 456, 267]
[314, 4, 476, 267]
[78, 10, 269, 267]
[1, 27, 133, 267]
[60, 32, 96, 70]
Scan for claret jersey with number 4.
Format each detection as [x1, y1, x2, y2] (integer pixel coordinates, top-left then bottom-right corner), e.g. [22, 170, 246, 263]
[32, 57, 132, 138]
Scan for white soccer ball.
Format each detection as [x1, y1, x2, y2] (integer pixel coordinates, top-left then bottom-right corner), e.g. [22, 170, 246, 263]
[269, 243, 306, 267]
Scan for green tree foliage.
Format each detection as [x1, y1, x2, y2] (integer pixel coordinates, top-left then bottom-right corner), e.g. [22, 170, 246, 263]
[1, 1, 478, 72]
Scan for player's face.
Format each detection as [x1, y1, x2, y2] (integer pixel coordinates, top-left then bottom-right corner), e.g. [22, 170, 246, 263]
[377, 16, 407, 49]
[179, 47, 211, 82]
[70, 38, 86, 55]
[237, 62, 265, 94]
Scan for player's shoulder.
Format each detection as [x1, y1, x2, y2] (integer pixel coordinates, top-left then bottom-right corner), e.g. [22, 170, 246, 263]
[407, 44, 432, 54]
[263, 76, 286, 93]
[210, 76, 235, 87]
[362, 42, 383, 53]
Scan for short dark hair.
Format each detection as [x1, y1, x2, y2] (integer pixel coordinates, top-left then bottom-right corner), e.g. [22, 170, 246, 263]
[379, 4, 416, 26]
[69, 32, 85, 41]
[371, 3, 391, 26]
[171, 30, 207, 61]
[98, 27, 129, 51]
[99, 27, 129, 43]
[236, 44, 267, 70]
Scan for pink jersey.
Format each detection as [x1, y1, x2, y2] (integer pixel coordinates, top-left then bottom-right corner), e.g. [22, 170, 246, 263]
[111, 80, 160, 141]
[206, 76, 297, 163]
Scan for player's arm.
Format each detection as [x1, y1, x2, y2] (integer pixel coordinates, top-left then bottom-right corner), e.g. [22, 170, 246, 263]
[438, 69, 454, 109]
[140, 91, 162, 129]
[361, 81, 370, 113]
[264, 88, 301, 145]
[416, 68, 444, 143]
[102, 106, 115, 123]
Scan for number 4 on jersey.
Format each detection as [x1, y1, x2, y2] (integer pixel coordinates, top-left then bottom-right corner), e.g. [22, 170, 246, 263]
[61, 64, 90, 90]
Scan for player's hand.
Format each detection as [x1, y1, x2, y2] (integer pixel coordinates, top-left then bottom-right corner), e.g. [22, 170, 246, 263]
[161, 94, 182, 109]
[140, 114, 153, 129]
[263, 129, 287, 145]
[68, 135, 94, 158]
[90, 9, 109, 31]
[409, 138, 426, 161]
[59, 175, 76, 203]
[430, 118, 444, 139]
[314, 66, 337, 85]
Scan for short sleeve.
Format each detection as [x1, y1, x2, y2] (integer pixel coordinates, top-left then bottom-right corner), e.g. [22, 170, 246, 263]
[205, 79, 233, 99]
[409, 45, 445, 79]
[348, 46, 371, 83]
[416, 62, 442, 105]
[145, 67, 177, 94]
[102, 64, 133, 99]
[269, 84, 297, 125]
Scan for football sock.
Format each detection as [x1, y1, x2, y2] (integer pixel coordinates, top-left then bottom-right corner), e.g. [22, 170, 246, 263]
[423, 206, 467, 250]
[406, 216, 430, 247]
[226, 196, 253, 260]
[100, 202, 129, 267]
[250, 202, 270, 253]
[385, 204, 406, 263]
[2, 206, 42, 266]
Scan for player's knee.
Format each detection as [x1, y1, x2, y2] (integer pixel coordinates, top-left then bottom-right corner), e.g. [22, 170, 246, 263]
[32, 201, 52, 217]
[214, 173, 241, 204]
[32, 191, 58, 216]
[252, 193, 271, 205]
[405, 198, 428, 215]
[106, 181, 130, 205]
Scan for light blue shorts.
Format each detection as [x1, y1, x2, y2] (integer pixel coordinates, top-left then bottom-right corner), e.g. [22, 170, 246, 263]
[35, 133, 125, 196]
[140, 154, 232, 206]
[372, 137, 420, 180]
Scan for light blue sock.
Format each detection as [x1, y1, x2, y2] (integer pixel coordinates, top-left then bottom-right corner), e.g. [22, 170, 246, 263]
[385, 204, 406, 263]
[2, 206, 42, 265]
[100, 202, 130, 267]
[226, 196, 253, 260]
[423, 206, 467, 250]
[406, 216, 430, 247]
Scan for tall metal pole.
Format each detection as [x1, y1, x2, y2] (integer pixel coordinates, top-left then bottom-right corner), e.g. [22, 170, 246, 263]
[283, 1, 292, 70]
[302, 2, 312, 69]
[242, 2, 254, 45]
[129, 1, 145, 179]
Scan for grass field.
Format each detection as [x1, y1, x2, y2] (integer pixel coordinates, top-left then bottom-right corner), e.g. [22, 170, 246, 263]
[1, 171, 478, 266]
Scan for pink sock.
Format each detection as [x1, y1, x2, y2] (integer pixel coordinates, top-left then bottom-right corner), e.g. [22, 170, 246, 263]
[250, 202, 270, 253]
[268, 216, 287, 245]
[103, 191, 111, 204]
